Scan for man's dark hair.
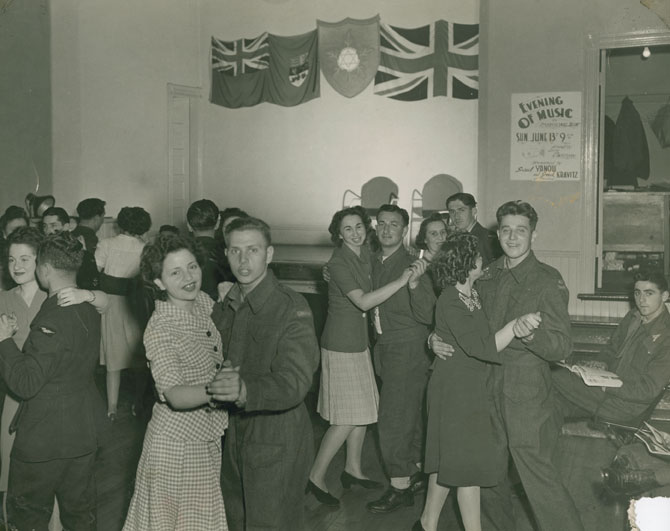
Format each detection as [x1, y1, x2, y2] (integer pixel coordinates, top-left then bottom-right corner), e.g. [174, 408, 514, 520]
[431, 233, 480, 288]
[415, 213, 449, 251]
[221, 207, 249, 226]
[140, 234, 205, 301]
[446, 192, 477, 209]
[76, 198, 106, 220]
[42, 207, 70, 225]
[187, 199, 220, 231]
[0, 206, 29, 235]
[633, 269, 669, 293]
[38, 232, 84, 272]
[496, 200, 539, 231]
[117, 207, 152, 236]
[328, 206, 372, 246]
[224, 217, 272, 246]
[376, 204, 409, 227]
[159, 225, 180, 236]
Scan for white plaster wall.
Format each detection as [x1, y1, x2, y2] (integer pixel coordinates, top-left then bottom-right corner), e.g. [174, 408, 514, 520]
[51, 0, 201, 224]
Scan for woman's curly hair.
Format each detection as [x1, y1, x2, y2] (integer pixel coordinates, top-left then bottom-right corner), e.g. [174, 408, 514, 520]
[327, 206, 372, 246]
[117, 207, 152, 236]
[140, 234, 205, 301]
[431, 233, 480, 288]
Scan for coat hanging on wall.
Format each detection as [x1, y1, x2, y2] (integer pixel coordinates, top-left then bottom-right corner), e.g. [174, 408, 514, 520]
[651, 102, 670, 148]
[610, 96, 650, 186]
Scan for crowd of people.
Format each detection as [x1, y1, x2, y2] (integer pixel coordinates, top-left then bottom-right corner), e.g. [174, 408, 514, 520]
[0, 190, 668, 531]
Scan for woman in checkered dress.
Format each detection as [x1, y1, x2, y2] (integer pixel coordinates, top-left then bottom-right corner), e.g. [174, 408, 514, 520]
[123, 235, 228, 531]
[307, 207, 413, 506]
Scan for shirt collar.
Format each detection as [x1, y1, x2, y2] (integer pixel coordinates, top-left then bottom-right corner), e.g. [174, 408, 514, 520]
[497, 251, 537, 283]
[376, 245, 407, 265]
[154, 292, 212, 321]
[225, 269, 278, 314]
[638, 305, 670, 333]
[340, 243, 369, 264]
[466, 219, 478, 233]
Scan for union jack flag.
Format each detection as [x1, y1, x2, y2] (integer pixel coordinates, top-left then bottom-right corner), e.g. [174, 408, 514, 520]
[211, 33, 270, 76]
[374, 21, 479, 101]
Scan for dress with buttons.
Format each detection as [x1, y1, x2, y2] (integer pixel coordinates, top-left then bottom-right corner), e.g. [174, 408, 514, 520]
[123, 291, 228, 531]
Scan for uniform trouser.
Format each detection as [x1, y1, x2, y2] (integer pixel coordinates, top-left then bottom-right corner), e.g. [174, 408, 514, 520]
[483, 362, 584, 531]
[8, 452, 96, 531]
[374, 337, 431, 479]
[552, 367, 647, 423]
[221, 405, 313, 531]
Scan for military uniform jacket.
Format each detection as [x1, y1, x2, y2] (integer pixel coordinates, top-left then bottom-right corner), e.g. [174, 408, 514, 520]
[604, 308, 670, 406]
[470, 221, 501, 267]
[0, 295, 102, 462]
[212, 271, 319, 529]
[477, 252, 572, 448]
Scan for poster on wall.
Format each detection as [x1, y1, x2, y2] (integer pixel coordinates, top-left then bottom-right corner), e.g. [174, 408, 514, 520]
[510, 91, 582, 181]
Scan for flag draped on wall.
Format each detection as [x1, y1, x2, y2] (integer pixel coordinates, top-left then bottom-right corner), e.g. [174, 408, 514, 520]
[209, 18, 479, 107]
[317, 16, 380, 98]
[210, 30, 320, 108]
[373, 20, 479, 101]
[211, 33, 269, 108]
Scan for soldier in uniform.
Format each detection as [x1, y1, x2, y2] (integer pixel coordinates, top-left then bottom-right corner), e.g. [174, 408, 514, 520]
[446, 193, 501, 267]
[0, 232, 102, 531]
[553, 268, 670, 423]
[365, 205, 433, 514]
[208, 216, 319, 531]
[432, 200, 584, 531]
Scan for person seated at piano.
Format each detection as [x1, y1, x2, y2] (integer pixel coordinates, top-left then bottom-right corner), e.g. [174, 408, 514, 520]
[553, 269, 670, 424]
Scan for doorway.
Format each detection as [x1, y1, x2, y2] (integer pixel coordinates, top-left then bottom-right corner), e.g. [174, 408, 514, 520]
[167, 83, 202, 229]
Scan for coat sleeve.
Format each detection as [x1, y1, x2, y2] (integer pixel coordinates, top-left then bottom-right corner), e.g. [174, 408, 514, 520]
[607, 333, 670, 404]
[523, 275, 573, 362]
[244, 297, 319, 413]
[408, 273, 437, 325]
[437, 293, 500, 364]
[0, 322, 64, 400]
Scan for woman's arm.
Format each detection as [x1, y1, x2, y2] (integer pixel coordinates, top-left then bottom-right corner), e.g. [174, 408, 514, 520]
[346, 269, 412, 311]
[57, 287, 110, 313]
[163, 384, 211, 410]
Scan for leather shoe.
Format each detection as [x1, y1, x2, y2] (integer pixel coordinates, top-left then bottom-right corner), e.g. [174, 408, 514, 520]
[366, 486, 413, 513]
[602, 466, 659, 497]
[409, 471, 427, 495]
[340, 471, 383, 489]
[305, 480, 340, 507]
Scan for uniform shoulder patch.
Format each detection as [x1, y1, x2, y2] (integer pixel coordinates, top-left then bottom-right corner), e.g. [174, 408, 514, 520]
[39, 326, 56, 335]
[556, 278, 568, 291]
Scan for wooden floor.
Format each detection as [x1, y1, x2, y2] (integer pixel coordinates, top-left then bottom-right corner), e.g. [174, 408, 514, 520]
[91, 372, 629, 531]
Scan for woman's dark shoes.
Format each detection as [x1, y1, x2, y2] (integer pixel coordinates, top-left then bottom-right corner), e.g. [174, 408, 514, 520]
[306, 480, 340, 507]
[412, 520, 428, 531]
[340, 471, 383, 489]
[366, 486, 414, 513]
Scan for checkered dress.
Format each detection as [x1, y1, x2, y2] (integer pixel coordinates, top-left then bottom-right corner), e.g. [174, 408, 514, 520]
[123, 292, 228, 531]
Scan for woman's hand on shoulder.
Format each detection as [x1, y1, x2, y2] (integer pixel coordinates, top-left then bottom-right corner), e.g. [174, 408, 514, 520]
[57, 288, 93, 307]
